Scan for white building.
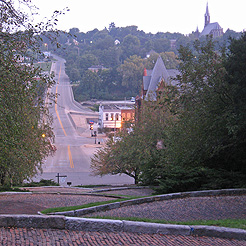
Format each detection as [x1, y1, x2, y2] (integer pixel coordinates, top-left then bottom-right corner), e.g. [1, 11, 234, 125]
[99, 105, 122, 130]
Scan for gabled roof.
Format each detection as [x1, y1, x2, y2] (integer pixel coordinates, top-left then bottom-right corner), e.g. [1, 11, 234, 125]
[200, 22, 222, 37]
[145, 56, 170, 100]
[143, 76, 151, 91]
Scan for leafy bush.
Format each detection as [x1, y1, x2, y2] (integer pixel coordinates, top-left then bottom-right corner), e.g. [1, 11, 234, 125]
[21, 179, 59, 187]
[155, 166, 246, 194]
[0, 186, 29, 192]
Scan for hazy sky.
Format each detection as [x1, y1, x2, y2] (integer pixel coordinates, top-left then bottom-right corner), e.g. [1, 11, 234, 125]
[32, 0, 246, 34]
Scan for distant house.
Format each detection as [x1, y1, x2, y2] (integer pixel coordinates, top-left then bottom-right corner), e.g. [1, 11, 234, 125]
[88, 65, 107, 73]
[114, 39, 120, 45]
[146, 49, 157, 58]
[200, 3, 223, 38]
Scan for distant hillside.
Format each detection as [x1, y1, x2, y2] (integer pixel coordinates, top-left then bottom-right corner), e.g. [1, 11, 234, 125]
[40, 25, 242, 100]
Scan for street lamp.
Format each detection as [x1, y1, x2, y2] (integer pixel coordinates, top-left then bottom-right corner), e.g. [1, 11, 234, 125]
[44, 43, 48, 50]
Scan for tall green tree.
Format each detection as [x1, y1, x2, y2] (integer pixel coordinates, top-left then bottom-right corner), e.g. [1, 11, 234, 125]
[223, 32, 246, 175]
[118, 55, 144, 94]
[164, 35, 246, 191]
[0, 0, 59, 185]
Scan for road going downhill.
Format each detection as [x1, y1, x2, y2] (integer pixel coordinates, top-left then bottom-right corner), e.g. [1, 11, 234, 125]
[34, 55, 133, 186]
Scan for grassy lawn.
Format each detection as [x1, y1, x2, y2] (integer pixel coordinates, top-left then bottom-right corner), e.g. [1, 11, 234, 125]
[41, 198, 130, 214]
[41, 195, 152, 214]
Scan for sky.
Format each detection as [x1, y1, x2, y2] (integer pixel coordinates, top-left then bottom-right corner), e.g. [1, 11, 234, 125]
[31, 0, 246, 35]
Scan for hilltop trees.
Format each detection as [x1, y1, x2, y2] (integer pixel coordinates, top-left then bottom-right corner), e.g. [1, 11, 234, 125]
[52, 24, 185, 100]
[0, 0, 59, 185]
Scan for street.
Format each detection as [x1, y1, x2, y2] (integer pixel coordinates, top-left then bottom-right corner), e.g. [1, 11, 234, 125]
[34, 55, 133, 186]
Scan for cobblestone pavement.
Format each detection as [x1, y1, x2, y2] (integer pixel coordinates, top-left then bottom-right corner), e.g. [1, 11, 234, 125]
[85, 195, 246, 222]
[0, 194, 113, 214]
[0, 227, 245, 246]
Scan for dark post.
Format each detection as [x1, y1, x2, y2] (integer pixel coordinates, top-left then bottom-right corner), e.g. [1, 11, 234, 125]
[94, 131, 97, 144]
[55, 173, 67, 185]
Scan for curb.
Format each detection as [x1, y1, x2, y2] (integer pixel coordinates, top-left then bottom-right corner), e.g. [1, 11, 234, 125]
[0, 215, 245, 241]
[49, 188, 246, 217]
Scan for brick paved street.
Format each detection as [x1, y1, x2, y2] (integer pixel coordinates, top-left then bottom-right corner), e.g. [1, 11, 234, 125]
[0, 227, 245, 245]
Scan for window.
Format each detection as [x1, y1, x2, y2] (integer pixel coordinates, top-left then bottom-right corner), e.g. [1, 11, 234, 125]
[105, 113, 108, 121]
[111, 113, 114, 121]
[115, 113, 119, 121]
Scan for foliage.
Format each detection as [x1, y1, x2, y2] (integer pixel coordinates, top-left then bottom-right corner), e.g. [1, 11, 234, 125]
[21, 179, 59, 187]
[155, 166, 246, 194]
[156, 35, 246, 193]
[118, 55, 144, 93]
[91, 85, 178, 184]
[0, 0, 60, 186]
[50, 23, 242, 101]
[91, 34, 246, 192]
[0, 186, 29, 192]
[91, 135, 142, 184]
[171, 35, 246, 172]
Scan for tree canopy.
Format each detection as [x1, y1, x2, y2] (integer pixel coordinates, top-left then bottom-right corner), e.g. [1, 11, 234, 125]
[0, 0, 60, 185]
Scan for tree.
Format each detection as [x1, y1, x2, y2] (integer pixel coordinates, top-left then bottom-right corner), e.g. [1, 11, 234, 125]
[118, 55, 144, 94]
[0, 0, 59, 185]
[74, 70, 101, 100]
[91, 85, 178, 185]
[121, 34, 141, 60]
[163, 35, 246, 191]
[145, 52, 179, 70]
[223, 32, 246, 175]
[91, 134, 142, 184]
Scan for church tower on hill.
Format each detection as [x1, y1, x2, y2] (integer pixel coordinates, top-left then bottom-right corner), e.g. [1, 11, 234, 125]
[200, 2, 223, 38]
[204, 2, 210, 27]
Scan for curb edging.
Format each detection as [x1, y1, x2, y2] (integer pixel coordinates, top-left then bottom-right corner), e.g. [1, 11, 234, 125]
[0, 215, 245, 241]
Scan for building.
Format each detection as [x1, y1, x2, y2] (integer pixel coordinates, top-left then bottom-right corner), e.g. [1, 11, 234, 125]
[98, 104, 135, 131]
[141, 56, 179, 101]
[135, 56, 179, 122]
[200, 3, 223, 38]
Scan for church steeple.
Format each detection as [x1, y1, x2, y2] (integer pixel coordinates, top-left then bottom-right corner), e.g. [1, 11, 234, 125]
[204, 2, 210, 27]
